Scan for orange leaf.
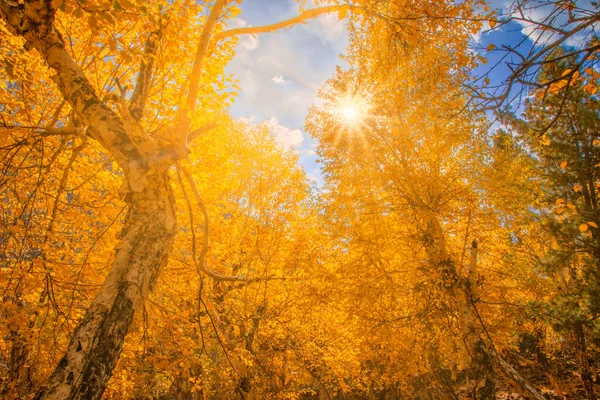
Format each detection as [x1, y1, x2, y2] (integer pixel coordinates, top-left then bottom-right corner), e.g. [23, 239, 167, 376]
[584, 83, 597, 95]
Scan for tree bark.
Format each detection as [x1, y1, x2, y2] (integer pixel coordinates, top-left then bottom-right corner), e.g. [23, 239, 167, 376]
[573, 324, 596, 400]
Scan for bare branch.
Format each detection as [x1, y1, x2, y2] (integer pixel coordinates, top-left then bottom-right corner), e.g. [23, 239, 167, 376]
[188, 121, 218, 142]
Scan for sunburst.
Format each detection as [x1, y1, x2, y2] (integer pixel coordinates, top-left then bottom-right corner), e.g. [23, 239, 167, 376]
[336, 96, 369, 127]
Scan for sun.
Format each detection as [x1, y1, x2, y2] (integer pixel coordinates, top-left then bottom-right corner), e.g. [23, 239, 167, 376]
[341, 104, 359, 123]
[336, 97, 369, 126]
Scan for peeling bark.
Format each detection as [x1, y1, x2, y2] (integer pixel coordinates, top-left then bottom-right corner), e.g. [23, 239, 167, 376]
[0, 0, 141, 170]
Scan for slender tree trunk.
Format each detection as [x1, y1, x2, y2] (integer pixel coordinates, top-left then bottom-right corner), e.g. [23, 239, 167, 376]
[423, 212, 545, 400]
[423, 213, 496, 399]
[4, 311, 32, 397]
[573, 324, 596, 400]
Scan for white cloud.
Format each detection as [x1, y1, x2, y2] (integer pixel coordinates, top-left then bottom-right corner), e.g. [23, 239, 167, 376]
[230, 17, 247, 28]
[565, 32, 587, 48]
[265, 117, 304, 151]
[226, 35, 322, 121]
[302, 1, 349, 52]
[239, 35, 260, 51]
[271, 74, 290, 84]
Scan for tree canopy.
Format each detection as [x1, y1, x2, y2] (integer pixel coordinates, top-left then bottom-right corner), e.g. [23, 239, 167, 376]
[1, 0, 600, 399]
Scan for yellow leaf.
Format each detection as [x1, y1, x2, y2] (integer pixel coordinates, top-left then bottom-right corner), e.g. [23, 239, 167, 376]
[573, 184, 583, 192]
[579, 223, 589, 232]
[549, 80, 567, 94]
[489, 19, 497, 29]
[338, 5, 349, 21]
[540, 135, 551, 146]
[589, 222, 598, 229]
[487, 43, 496, 51]
[560, 161, 567, 169]
[584, 83, 597, 95]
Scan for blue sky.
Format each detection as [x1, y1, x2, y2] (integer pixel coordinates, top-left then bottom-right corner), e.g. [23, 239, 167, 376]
[224, 0, 349, 186]
[474, 0, 597, 110]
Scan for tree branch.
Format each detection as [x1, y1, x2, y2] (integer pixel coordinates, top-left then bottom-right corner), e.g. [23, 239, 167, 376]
[214, 5, 347, 41]
[177, 164, 248, 282]
[129, 26, 163, 121]
[188, 121, 218, 142]
[174, 0, 228, 158]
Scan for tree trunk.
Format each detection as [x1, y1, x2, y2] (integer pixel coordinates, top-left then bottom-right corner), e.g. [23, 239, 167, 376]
[35, 171, 176, 400]
[423, 213, 496, 399]
[573, 324, 596, 400]
[423, 212, 545, 400]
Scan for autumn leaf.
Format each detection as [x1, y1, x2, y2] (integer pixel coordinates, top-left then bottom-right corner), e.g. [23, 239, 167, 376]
[584, 83, 597, 95]
[560, 161, 567, 169]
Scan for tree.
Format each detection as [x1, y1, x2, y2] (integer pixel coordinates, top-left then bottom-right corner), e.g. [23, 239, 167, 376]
[306, 1, 547, 397]
[5, 0, 598, 398]
[499, 54, 600, 399]
[0, 0, 345, 398]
